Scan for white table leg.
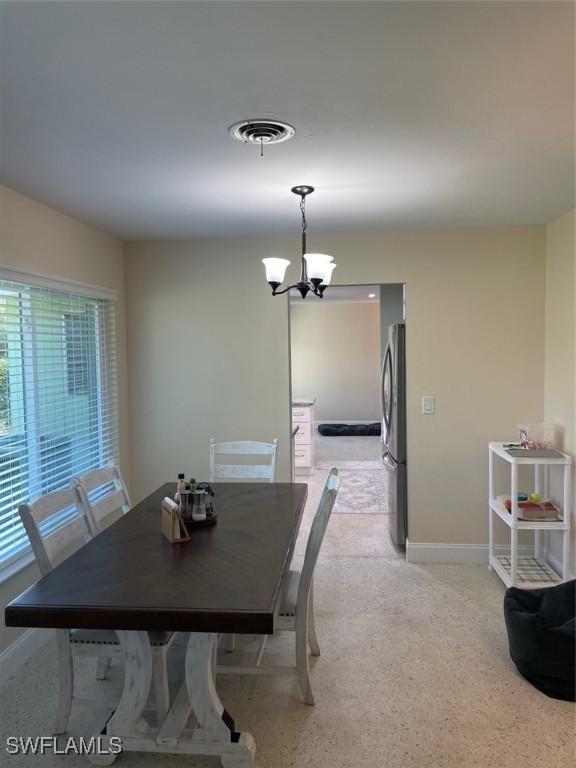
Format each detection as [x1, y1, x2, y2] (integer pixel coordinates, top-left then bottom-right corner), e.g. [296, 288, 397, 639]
[186, 632, 255, 768]
[84, 630, 254, 766]
[88, 631, 152, 765]
[108, 630, 152, 737]
[151, 646, 170, 724]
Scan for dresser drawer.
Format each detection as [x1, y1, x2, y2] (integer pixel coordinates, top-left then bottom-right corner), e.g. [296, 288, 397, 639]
[294, 421, 312, 445]
[292, 406, 312, 423]
[294, 445, 312, 467]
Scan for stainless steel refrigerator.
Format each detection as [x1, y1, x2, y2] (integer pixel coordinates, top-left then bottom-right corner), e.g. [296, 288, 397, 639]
[381, 323, 407, 551]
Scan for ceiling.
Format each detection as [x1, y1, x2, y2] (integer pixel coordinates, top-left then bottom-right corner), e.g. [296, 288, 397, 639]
[0, 1, 573, 240]
[290, 285, 380, 304]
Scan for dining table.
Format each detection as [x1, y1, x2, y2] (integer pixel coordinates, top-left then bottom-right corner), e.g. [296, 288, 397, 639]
[5, 480, 308, 767]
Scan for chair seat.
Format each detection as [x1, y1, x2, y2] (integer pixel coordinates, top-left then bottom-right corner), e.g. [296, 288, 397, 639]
[70, 628, 173, 647]
[279, 569, 301, 616]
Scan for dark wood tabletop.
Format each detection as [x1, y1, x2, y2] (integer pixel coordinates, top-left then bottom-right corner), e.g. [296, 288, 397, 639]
[5, 482, 308, 635]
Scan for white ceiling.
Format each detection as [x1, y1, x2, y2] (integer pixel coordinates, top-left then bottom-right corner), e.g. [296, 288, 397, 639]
[0, 1, 573, 240]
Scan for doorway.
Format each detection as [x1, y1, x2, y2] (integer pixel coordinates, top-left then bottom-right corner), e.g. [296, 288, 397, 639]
[288, 284, 405, 535]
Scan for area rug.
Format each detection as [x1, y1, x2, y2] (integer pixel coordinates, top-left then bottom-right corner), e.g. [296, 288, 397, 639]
[328, 468, 391, 514]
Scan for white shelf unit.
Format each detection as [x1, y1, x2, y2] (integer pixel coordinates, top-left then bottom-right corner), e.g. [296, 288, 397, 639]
[488, 442, 571, 588]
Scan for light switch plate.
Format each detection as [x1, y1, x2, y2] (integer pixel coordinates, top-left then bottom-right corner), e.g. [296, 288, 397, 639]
[422, 396, 435, 415]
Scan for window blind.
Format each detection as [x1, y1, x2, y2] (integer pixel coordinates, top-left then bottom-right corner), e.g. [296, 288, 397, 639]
[0, 277, 118, 567]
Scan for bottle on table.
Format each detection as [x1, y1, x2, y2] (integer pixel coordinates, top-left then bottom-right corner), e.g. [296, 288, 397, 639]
[179, 483, 192, 519]
[175, 473, 186, 505]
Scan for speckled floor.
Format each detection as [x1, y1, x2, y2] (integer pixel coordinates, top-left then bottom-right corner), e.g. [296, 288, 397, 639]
[1, 449, 574, 767]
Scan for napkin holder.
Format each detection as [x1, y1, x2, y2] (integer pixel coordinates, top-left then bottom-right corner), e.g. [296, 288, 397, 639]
[162, 496, 190, 543]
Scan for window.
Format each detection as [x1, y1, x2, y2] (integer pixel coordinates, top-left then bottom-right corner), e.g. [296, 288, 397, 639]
[64, 311, 92, 396]
[0, 276, 118, 568]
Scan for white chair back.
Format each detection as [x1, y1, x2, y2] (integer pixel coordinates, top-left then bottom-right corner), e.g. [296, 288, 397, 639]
[297, 468, 339, 608]
[19, 487, 92, 576]
[73, 464, 131, 533]
[209, 439, 278, 483]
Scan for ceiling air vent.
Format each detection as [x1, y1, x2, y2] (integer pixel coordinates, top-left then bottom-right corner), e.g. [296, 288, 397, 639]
[228, 120, 295, 146]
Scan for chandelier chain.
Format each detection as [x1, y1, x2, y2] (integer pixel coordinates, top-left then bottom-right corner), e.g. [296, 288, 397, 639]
[300, 196, 307, 235]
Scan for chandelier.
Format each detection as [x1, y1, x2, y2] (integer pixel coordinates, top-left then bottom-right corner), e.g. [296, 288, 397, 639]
[262, 186, 336, 299]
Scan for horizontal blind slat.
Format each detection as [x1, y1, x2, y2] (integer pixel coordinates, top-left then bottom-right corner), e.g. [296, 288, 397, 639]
[0, 278, 118, 564]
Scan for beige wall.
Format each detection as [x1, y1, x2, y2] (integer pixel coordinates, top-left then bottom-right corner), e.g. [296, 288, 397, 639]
[124, 236, 293, 500]
[0, 184, 127, 654]
[126, 225, 545, 549]
[0, 183, 566, 658]
[291, 301, 381, 422]
[544, 208, 575, 575]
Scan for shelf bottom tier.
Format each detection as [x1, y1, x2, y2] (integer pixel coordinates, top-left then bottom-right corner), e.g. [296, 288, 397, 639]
[490, 554, 562, 588]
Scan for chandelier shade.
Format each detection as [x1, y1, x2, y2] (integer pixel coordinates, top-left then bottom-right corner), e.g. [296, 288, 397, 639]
[303, 253, 334, 282]
[320, 262, 337, 286]
[262, 257, 291, 284]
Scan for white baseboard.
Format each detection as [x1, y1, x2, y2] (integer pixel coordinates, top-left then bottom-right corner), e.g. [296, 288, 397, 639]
[406, 540, 533, 565]
[0, 627, 51, 688]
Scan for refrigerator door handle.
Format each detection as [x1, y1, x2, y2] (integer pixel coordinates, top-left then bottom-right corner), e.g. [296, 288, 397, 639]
[380, 346, 387, 415]
[381, 451, 397, 471]
[381, 344, 393, 435]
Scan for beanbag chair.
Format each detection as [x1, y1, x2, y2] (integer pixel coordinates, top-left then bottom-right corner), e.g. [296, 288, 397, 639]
[504, 580, 575, 701]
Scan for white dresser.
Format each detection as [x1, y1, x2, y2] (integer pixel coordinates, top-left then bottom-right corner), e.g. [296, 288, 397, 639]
[292, 399, 315, 476]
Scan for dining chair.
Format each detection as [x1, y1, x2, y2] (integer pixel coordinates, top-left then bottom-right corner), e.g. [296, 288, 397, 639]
[19, 486, 173, 734]
[209, 439, 279, 653]
[209, 439, 278, 483]
[217, 467, 339, 705]
[72, 463, 131, 533]
[73, 464, 140, 681]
